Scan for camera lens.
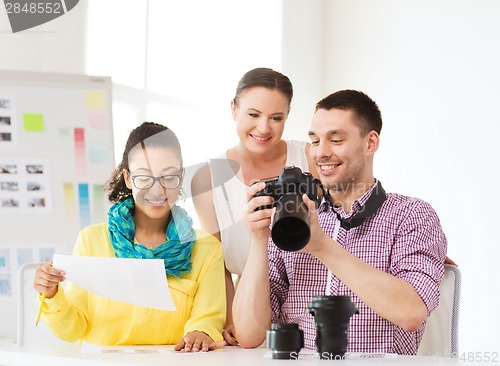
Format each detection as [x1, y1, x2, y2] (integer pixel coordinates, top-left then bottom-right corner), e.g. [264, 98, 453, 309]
[266, 323, 304, 359]
[306, 296, 358, 359]
[271, 193, 310, 251]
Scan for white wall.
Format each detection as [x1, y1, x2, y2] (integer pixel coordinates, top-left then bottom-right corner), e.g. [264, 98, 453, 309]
[280, 0, 327, 141]
[313, 0, 499, 353]
[0, 2, 87, 73]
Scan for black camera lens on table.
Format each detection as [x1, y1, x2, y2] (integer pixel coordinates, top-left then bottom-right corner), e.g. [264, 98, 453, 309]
[306, 295, 359, 359]
[253, 166, 322, 251]
[266, 296, 358, 360]
[266, 323, 304, 359]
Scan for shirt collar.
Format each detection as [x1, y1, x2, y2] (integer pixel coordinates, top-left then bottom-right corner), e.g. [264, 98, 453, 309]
[318, 179, 379, 219]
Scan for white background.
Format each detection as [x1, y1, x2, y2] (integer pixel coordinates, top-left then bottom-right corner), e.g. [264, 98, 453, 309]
[1, 0, 499, 353]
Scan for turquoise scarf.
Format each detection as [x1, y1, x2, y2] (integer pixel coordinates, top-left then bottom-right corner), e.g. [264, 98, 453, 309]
[107, 196, 195, 278]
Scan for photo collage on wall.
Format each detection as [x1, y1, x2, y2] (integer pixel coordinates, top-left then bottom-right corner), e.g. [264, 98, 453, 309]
[0, 158, 52, 213]
[0, 245, 57, 298]
[0, 79, 113, 302]
[0, 95, 17, 146]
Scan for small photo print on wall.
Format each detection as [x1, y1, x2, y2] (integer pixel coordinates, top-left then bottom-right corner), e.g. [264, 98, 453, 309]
[0, 248, 10, 270]
[1, 198, 19, 208]
[1, 181, 18, 191]
[0, 164, 17, 174]
[27, 181, 43, 191]
[0, 243, 62, 300]
[0, 116, 11, 126]
[26, 164, 44, 174]
[0, 274, 12, 297]
[0, 133, 12, 142]
[0, 99, 11, 110]
[0, 248, 12, 298]
[28, 198, 46, 208]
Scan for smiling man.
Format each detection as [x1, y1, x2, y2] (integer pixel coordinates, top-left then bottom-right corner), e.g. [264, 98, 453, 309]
[233, 90, 447, 355]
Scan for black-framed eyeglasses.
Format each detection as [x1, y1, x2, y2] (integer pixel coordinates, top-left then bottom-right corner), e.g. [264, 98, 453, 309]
[128, 171, 183, 190]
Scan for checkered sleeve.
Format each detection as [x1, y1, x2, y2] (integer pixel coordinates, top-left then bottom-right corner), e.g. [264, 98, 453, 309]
[390, 198, 447, 314]
[268, 239, 289, 323]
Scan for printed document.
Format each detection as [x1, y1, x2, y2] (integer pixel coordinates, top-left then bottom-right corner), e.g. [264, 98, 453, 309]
[52, 254, 175, 310]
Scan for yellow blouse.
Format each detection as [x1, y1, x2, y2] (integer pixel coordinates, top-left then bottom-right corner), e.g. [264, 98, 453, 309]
[40, 223, 226, 345]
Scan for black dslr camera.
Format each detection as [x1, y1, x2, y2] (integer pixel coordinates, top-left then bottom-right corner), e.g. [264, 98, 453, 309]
[253, 166, 322, 251]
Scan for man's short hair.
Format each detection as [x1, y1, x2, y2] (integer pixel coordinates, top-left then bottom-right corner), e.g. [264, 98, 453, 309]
[315, 90, 383, 135]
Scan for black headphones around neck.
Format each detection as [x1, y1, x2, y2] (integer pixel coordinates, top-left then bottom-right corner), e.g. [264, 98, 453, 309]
[324, 181, 387, 230]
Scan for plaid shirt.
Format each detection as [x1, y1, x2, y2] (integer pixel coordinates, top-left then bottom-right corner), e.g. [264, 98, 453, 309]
[268, 182, 447, 355]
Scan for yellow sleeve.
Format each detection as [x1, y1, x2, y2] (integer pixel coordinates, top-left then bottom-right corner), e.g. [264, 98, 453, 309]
[183, 235, 226, 342]
[41, 230, 91, 342]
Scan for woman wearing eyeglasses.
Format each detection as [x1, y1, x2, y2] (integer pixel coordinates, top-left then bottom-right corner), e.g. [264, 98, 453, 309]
[33, 122, 226, 351]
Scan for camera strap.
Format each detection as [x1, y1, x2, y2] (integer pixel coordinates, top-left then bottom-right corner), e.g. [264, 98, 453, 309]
[325, 220, 340, 296]
[326, 180, 387, 231]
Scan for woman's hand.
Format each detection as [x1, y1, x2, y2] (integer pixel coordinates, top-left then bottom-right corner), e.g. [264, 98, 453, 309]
[222, 324, 238, 345]
[33, 262, 65, 299]
[174, 331, 226, 352]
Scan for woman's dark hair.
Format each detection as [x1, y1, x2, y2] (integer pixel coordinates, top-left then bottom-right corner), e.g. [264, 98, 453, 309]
[315, 90, 383, 135]
[233, 67, 293, 107]
[105, 122, 182, 203]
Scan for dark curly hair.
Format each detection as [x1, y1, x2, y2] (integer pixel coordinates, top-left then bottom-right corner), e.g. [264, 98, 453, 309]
[104, 122, 182, 203]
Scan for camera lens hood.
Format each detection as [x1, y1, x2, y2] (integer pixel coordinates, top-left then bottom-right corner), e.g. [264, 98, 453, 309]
[266, 323, 304, 359]
[306, 296, 359, 359]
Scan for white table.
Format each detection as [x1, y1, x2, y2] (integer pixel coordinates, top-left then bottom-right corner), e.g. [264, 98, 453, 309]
[0, 342, 488, 366]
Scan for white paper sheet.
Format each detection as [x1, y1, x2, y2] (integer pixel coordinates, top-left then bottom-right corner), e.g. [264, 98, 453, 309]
[52, 254, 175, 311]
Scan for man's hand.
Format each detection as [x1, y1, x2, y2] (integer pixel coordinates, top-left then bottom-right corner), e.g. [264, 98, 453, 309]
[299, 194, 330, 255]
[244, 182, 275, 242]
